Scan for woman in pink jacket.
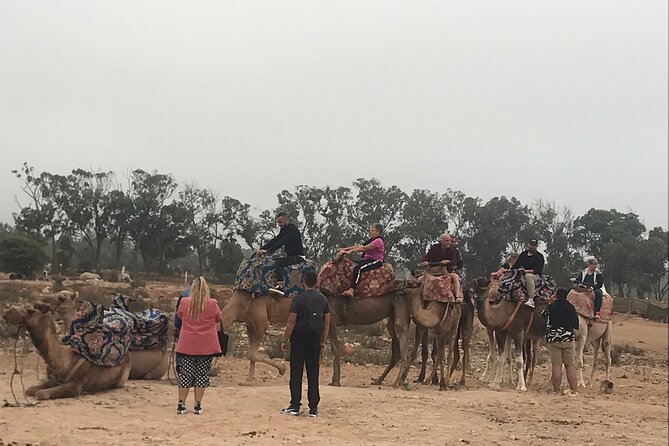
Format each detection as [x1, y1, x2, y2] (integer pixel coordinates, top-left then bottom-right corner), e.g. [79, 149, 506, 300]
[175, 276, 221, 415]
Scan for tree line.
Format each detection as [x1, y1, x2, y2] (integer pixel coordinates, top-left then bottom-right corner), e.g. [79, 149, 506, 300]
[2, 163, 667, 299]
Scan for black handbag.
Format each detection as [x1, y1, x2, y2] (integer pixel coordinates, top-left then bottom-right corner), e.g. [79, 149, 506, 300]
[216, 324, 229, 357]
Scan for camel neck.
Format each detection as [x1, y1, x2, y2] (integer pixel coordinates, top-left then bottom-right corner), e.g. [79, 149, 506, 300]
[27, 316, 73, 375]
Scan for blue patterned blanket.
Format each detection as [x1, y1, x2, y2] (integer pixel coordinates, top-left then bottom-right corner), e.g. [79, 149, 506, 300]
[494, 270, 556, 306]
[111, 294, 168, 351]
[63, 301, 133, 367]
[234, 253, 316, 297]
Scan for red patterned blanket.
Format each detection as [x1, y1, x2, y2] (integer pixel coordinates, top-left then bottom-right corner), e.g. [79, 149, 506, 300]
[420, 273, 455, 303]
[567, 288, 614, 322]
[317, 258, 395, 299]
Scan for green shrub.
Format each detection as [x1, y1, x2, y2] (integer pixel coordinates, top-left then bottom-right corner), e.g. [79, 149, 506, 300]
[0, 233, 47, 278]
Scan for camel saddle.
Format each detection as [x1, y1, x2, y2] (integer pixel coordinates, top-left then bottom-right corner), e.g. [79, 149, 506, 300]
[488, 270, 555, 306]
[419, 269, 455, 303]
[567, 288, 614, 322]
[62, 301, 133, 367]
[111, 295, 168, 351]
[234, 253, 317, 297]
[317, 258, 395, 299]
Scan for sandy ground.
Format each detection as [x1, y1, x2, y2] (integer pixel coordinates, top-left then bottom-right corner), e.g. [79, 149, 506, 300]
[0, 315, 666, 446]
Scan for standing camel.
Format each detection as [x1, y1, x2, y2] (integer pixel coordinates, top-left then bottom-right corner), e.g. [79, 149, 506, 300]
[472, 278, 545, 391]
[574, 315, 613, 386]
[412, 289, 474, 388]
[2, 304, 130, 400]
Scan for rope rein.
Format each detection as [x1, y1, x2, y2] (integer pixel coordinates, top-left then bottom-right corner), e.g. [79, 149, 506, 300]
[5, 322, 37, 408]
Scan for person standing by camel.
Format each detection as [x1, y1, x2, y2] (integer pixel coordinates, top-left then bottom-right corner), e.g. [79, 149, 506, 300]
[337, 223, 386, 298]
[570, 258, 605, 319]
[542, 287, 579, 395]
[281, 271, 331, 417]
[175, 277, 222, 415]
[512, 238, 545, 307]
[420, 233, 464, 303]
[259, 212, 306, 285]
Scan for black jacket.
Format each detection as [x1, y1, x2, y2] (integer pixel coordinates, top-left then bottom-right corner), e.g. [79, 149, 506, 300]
[574, 271, 604, 289]
[261, 223, 305, 257]
[512, 250, 545, 275]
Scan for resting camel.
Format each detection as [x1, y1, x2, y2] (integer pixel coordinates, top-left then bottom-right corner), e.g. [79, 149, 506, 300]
[472, 278, 545, 391]
[51, 291, 169, 380]
[2, 304, 130, 400]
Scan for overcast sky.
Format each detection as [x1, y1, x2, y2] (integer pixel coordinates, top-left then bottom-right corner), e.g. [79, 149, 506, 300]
[1, 1, 667, 230]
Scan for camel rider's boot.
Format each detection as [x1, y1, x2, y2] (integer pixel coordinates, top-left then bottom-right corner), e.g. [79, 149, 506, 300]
[524, 297, 535, 308]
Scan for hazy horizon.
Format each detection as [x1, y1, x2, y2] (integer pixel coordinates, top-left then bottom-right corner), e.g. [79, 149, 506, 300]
[1, 1, 667, 230]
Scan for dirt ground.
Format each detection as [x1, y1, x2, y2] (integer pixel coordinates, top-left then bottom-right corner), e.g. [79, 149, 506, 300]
[0, 311, 666, 446]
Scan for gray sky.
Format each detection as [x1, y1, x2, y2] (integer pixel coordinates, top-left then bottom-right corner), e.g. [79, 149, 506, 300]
[1, 1, 667, 230]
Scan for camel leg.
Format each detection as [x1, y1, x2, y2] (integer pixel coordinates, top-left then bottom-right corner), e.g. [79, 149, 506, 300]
[373, 318, 400, 385]
[329, 323, 342, 387]
[513, 334, 527, 392]
[242, 323, 286, 386]
[392, 302, 411, 388]
[589, 339, 600, 385]
[575, 321, 588, 387]
[35, 382, 83, 400]
[458, 330, 470, 386]
[26, 379, 58, 396]
[528, 338, 538, 385]
[440, 331, 455, 391]
[603, 324, 613, 382]
[411, 325, 427, 384]
[429, 337, 439, 385]
[480, 328, 496, 382]
[490, 336, 511, 389]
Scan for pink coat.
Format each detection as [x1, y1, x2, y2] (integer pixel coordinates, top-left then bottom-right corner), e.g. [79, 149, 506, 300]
[175, 297, 222, 356]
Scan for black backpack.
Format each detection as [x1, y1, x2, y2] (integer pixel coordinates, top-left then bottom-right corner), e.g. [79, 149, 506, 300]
[302, 292, 326, 334]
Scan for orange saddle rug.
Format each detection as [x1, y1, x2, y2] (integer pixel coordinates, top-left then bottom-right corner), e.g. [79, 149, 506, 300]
[566, 288, 614, 322]
[317, 258, 395, 299]
[419, 272, 455, 303]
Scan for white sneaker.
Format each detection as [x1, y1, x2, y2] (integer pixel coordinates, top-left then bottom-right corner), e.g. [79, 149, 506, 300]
[268, 288, 285, 296]
[524, 299, 535, 308]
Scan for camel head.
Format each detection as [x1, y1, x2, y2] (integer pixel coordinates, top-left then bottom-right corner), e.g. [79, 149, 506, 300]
[2, 303, 51, 329]
[467, 278, 492, 305]
[48, 290, 79, 320]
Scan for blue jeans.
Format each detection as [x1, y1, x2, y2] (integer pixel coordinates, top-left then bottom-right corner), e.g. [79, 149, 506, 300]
[594, 288, 603, 313]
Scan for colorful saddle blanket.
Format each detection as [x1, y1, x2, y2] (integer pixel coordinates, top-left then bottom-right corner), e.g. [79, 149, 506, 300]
[317, 258, 395, 299]
[567, 288, 614, 322]
[62, 301, 133, 367]
[110, 295, 168, 351]
[489, 270, 555, 306]
[234, 253, 317, 297]
[420, 272, 455, 303]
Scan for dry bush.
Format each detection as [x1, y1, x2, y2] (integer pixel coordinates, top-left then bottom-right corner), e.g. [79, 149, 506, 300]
[611, 343, 645, 365]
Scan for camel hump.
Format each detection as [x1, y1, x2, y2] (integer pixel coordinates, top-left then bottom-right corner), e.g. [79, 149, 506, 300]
[317, 259, 395, 299]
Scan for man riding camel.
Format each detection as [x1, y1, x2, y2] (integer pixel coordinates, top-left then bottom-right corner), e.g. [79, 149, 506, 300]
[512, 238, 545, 308]
[570, 258, 605, 319]
[337, 223, 385, 298]
[420, 233, 464, 303]
[259, 212, 306, 283]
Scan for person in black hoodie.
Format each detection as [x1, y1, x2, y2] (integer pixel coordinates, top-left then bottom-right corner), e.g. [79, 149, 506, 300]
[541, 288, 580, 395]
[259, 212, 306, 283]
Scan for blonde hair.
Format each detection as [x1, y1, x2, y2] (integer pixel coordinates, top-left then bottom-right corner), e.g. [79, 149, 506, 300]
[188, 276, 210, 320]
[587, 258, 598, 266]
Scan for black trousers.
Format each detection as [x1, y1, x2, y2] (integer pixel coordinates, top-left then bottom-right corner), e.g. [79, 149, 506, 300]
[350, 258, 383, 288]
[272, 256, 304, 281]
[289, 331, 321, 411]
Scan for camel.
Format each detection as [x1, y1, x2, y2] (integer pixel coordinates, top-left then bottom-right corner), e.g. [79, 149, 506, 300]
[221, 286, 441, 388]
[409, 301, 462, 390]
[52, 292, 169, 380]
[574, 311, 613, 387]
[2, 304, 130, 400]
[472, 278, 546, 391]
[220, 290, 291, 385]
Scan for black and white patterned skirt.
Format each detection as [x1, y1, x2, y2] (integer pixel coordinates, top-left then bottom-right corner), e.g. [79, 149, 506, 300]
[177, 354, 213, 388]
